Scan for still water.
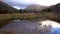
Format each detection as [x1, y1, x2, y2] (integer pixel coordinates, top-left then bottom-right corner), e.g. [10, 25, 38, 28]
[0, 20, 60, 34]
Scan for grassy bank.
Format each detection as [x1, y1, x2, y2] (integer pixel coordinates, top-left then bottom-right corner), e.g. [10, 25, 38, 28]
[0, 13, 38, 20]
[0, 13, 60, 20]
[0, 13, 60, 28]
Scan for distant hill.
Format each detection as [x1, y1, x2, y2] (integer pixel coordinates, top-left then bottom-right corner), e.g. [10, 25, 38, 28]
[40, 3, 60, 22]
[41, 3, 60, 13]
[24, 4, 47, 13]
[0, 1, 18, 13]
[0, 1, 13, 8]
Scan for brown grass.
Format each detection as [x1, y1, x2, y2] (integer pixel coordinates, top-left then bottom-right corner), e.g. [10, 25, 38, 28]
[0, 13, 60, 28]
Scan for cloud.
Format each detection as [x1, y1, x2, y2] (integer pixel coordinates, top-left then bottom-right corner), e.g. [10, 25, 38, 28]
[1, 0, 60, 9]
[1, 0, 33, 9]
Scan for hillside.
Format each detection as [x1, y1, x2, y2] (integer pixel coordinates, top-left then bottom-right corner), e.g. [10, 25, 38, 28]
[0, 1, 13, 8]
[41, 3, 60, 13]
[0, 1, 18, 13]
[40, 3, 60, 22]
[24, 4, 47, 13]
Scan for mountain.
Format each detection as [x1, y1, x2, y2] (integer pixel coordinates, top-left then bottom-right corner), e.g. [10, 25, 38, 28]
[41, 3, 60, 13]
[0, 1, 13, 8]
[0, 1, 18, 13]
[49, 3, 60, 13]
[24, 4, 47, 12]
[40, 3, 60, 22]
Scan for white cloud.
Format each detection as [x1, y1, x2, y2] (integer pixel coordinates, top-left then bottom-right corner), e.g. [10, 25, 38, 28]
[1, 0, 60, 9]
[21, 0, 60, 6]
[13, 6, 20, 10]
[1, 0, 60, 6]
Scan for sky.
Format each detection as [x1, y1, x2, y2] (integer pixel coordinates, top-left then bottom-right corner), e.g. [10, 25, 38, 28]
[1, 0, 60, 9]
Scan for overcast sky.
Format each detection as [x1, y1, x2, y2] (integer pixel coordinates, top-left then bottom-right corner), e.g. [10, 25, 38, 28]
[1, 0, 60, 9]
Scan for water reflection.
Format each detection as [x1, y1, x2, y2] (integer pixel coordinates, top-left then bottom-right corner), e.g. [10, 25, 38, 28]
[0, 20, 60, 34]
[40, 20, 60, 34]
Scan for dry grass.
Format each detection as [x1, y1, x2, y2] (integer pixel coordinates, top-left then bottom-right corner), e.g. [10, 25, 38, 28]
[0, 13, 38, 20]
[0, 13, 60, 20]
[0, 13, 60, 28]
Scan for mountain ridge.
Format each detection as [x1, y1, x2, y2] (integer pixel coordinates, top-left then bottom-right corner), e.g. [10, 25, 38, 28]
[41, 3, 60, 13]
[25, 4, 48, 11]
